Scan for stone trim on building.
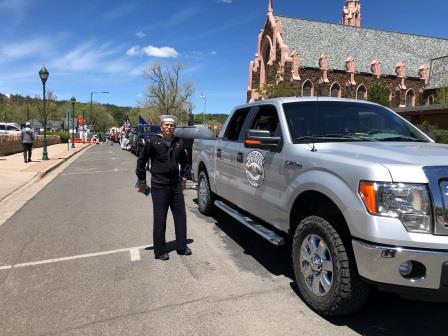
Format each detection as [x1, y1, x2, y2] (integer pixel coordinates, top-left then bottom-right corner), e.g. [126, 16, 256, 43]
[247, 0, 448, 107]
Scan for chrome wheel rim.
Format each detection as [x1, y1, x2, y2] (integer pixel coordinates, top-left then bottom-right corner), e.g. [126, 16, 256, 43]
[300, 234, 334, 297]
[198, 177, 209, 209]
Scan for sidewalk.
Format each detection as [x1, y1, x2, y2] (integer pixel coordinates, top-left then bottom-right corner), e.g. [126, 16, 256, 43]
[0, 143, 90, 201]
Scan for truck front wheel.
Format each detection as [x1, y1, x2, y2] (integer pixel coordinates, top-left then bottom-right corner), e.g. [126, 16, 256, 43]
[292, 216, 369, 316]
[198, 171, 215, 215]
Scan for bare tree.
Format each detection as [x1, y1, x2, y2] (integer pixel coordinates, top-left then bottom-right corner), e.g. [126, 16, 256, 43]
[143, 63, 194, 123]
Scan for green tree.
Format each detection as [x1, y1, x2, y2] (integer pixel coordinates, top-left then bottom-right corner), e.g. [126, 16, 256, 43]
[435, 87, 448, 104]
[367, 83, 391, 107]
[34, 90, 62, 125]
[259, 74, 297, 99]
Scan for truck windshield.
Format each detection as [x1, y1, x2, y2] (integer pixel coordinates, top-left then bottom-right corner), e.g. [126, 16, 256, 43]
[283, 101, 429, 143]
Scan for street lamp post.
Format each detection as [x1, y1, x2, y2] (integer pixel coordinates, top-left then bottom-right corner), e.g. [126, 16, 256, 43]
[39, 66, 49, 160]
[71, 97, 76, 148]
[199, 93, 207, 125]
[82, 108, 86, 143]
[90, 91, 109, 131]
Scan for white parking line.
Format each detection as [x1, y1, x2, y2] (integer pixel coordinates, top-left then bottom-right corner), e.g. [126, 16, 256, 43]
[61, 168, 128, 176]
[0, 244, 151, 271]
[130, 248, 141, 261]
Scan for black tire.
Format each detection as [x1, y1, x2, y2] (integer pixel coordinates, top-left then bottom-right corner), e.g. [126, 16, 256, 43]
[197, 170, 215, 215]
[292, 215, 370, 316]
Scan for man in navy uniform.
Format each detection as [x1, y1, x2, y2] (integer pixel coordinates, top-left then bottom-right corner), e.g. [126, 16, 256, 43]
[136, 115, 191, 260]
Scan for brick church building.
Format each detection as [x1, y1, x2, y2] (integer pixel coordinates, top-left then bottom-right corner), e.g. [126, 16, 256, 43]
[247, 0, 448, 111]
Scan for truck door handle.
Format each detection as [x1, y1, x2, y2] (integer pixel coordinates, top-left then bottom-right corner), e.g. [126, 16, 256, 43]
[216, 149, 221, 158]
[237, 152, 243, 163]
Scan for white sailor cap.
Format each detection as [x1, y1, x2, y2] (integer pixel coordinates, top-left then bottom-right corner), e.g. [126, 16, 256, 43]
[159, 115, 177, 124]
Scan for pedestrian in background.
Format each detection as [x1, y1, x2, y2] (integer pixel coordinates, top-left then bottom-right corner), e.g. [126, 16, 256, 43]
[21, 122, 35, 163]
[136, 115, 191, 261]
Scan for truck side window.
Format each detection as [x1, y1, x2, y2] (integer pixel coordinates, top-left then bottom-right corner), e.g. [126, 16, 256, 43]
[224, 108, 250, 141]
[250, 105, 280, 136]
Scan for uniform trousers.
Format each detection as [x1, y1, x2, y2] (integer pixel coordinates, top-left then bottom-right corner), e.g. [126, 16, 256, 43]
[151, 182, 187, 257]
[23, 143, 32, 162]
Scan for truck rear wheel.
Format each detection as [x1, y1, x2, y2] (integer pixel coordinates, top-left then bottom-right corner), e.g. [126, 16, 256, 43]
[292, 216, 369, 316]
[198, 171, 215, 215]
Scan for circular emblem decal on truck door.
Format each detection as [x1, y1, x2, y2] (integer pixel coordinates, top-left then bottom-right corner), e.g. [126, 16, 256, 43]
[245, 150, 265, 188]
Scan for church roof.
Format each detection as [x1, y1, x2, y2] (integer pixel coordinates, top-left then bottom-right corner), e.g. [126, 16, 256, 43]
[276, 15, 448, 83]
[429, 56, 448, 89]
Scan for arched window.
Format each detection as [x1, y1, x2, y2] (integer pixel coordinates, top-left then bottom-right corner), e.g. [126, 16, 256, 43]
[405, 89, 415, 107]
[330, 82, 341, 97]
[427, 95, 435, 105]
[356, 84, 367, 100]
[262, 39, 271, 66]
[385, 86, 392, 102]
[302, 80, 313, 97]
[259, 35, 273, 88]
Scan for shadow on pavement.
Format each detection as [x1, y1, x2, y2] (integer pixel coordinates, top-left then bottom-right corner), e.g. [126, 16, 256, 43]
[204, 203, 448, 336]
[326, 289, 448, 336]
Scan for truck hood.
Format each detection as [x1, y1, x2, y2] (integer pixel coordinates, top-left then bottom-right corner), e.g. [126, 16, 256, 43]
[318, 142, 448, 183]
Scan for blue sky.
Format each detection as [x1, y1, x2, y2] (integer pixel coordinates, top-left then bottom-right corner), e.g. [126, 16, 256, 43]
[0, 0, 447, 116]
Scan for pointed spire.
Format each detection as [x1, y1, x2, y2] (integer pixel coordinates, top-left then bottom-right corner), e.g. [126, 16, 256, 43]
[268, 0, 273, 13]
[341, 0, 361, 27]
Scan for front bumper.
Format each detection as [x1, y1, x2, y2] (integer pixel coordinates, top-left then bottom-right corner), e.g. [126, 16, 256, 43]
[353, 239, 448, 289]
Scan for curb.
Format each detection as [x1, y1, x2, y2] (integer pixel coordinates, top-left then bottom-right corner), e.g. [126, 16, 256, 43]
[36, 144, 91, 179]
[0, 145, 91, 203]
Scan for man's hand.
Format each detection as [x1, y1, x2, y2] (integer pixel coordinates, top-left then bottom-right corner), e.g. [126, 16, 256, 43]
[137, 180, 147, 193]
[181, 178, 187, 190]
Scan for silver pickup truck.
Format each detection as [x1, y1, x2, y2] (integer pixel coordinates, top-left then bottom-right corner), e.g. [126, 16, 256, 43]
[192, 97, 448, 316]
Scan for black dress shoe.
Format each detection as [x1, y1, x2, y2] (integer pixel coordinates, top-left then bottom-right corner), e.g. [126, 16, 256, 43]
[155, 253, 169, 261]
[177, 247, 192, 255]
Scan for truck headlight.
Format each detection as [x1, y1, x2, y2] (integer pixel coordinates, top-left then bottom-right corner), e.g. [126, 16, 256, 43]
[359, 182, 432, 233]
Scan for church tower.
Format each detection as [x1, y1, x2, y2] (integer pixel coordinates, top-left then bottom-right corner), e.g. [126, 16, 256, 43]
[341, 0, 361, 27]
[267, 0, 273, 13]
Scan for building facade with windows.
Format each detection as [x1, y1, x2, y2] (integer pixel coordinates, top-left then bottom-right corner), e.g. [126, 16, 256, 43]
[247, 0, 448, 109]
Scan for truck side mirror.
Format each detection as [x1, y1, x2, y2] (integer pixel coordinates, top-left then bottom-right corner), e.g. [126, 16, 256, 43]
[244, 129, 282, 151]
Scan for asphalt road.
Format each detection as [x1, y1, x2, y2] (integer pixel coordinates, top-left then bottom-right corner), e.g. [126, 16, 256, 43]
[0, 144, 447, 336]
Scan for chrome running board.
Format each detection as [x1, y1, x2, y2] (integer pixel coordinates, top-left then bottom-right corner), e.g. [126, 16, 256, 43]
[214, 200, 285, 246]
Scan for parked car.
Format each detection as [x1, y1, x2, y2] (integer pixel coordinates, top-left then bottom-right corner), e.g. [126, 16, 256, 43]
[129, 130, 138, 154]
[0, 122, 21, 134]
[134, 124, 160, 156]
[193, 97, 448, 316]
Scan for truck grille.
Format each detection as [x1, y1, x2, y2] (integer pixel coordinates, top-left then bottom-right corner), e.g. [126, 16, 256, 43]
[423, 166, 448, 235]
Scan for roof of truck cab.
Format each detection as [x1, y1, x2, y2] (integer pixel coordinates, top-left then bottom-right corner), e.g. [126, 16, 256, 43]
[233, 97, 380, 111]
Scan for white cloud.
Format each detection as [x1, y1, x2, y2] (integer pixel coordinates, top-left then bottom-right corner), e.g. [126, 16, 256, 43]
[126, 46, 142, 57]
[217, 0, 232, 3]
[143, 46, 178, 58]
[136, 31, 146, 38]
[50, 41, 125, 74]
[162, 7, 200, 28]
[0, 0, 34, 21]
[127, 45, 178, 58]
[0, 38, 53, 60]
[102, 3, 138, 20]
